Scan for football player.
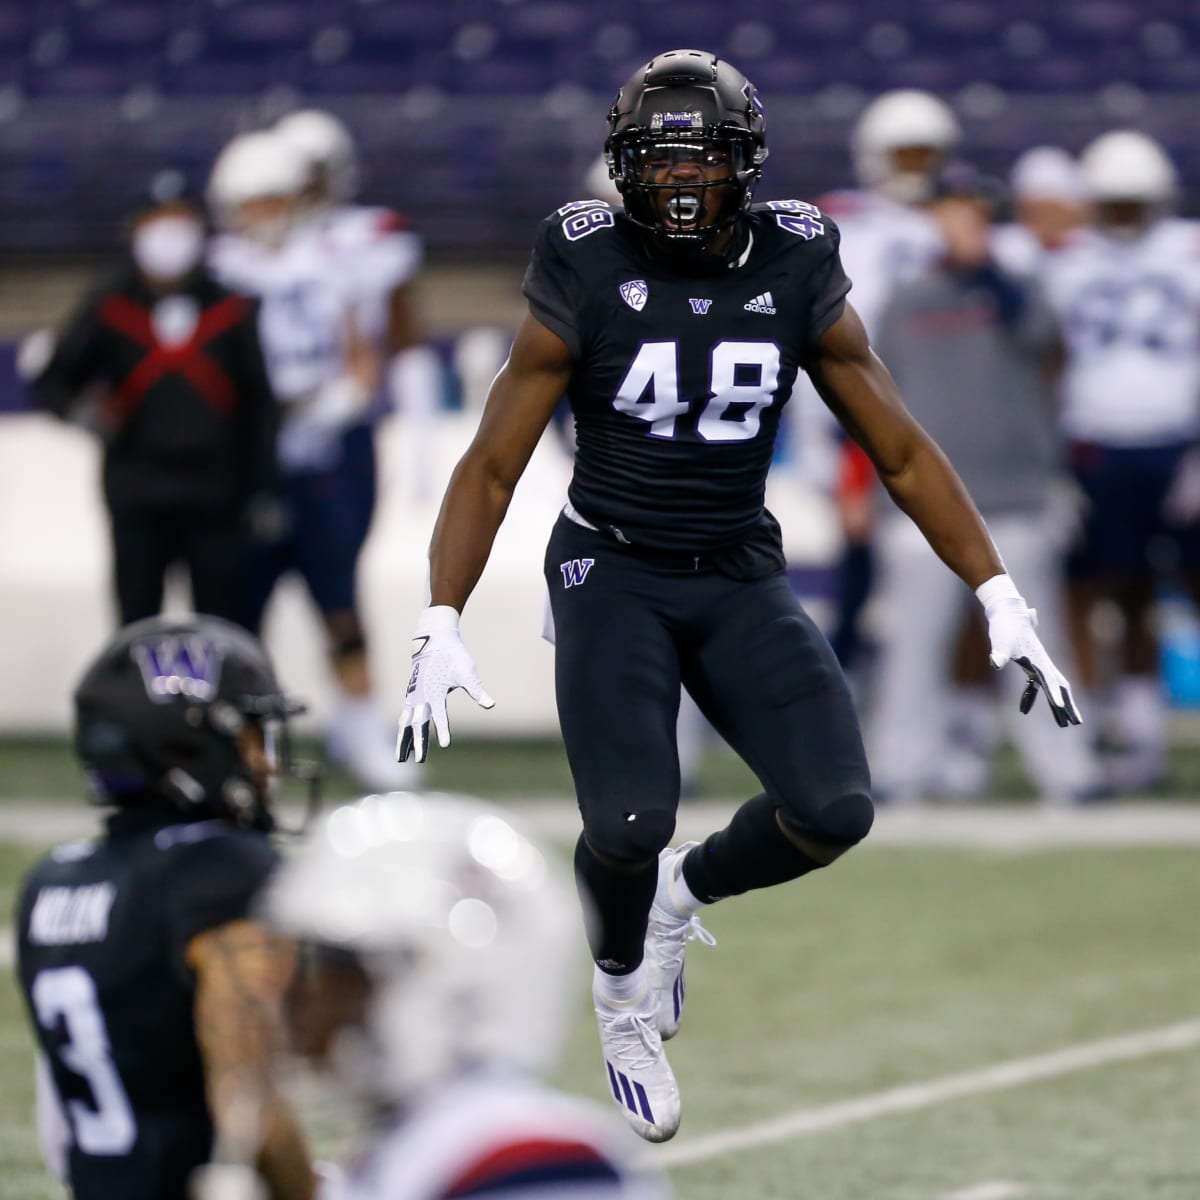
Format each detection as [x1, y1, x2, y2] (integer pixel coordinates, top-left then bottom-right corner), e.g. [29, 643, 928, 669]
[808, 89, 958, 678]
[208, 129, 417, 793]
[261, 791, 672, 1200]
[276, 108, 442, 503]
[396, 49, 1081, 1142]
[15, 614, 317, 1200]
[1043, 130, 1200, 791]
[993, 145, 1086, 274]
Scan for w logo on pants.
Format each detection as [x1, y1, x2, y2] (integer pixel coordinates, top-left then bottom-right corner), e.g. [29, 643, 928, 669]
[559, 558, 595, 588]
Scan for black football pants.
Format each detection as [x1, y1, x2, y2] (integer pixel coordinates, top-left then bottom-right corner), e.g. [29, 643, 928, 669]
[109, 507, 249, 629]
[545, 513, 873, 865]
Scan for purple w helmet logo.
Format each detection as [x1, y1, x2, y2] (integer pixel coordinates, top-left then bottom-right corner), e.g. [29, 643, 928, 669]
[132, 636, 223, 703]
[559, 558, 595, 588]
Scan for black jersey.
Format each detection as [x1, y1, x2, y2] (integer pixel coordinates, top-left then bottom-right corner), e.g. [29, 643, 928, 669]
[15, 809, 279, 1200]
[522, 199, 850, 556]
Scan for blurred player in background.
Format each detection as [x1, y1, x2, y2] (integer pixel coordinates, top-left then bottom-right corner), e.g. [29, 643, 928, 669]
[798, 89, 957, 677]
[1044, 130, 1200, 791]
[208, 127, 418, 793]
[397, 49, 1081, 1142]
[264, 791, 672, 1200]
[993, 145, 1086, 274]
[868, 165, 1102, 805]
[14, 615, 316, 1200]
[22, 171, 279, 630]
[275, 108, 443, 503]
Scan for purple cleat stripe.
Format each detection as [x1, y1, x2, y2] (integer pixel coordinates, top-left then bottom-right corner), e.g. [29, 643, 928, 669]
[606, 1061, 622, 1102]
[633, 1080, 654, 1123]
[617, 1071, 638, 1114]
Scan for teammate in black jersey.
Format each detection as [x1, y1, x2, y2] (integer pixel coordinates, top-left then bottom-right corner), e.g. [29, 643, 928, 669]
[397, 49, 1082, 1143]
[15, 615, 317, 1199]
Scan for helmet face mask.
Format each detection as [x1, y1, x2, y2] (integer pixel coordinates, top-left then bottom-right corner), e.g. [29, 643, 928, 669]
[612, 133, 755, 247]
[605, 50, 767, 254]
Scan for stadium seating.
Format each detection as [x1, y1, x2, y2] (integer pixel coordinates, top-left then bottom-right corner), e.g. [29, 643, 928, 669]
[0, 2, 1198, 253]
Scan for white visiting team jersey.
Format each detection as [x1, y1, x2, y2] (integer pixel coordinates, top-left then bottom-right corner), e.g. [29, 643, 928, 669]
[1043, 219, 1200, 446]
[209, 222, 357, 404]
[820, 188, 945, 336]
[316, 204, 424, 348]
[788, 189, 944, 489]
[990, 222, 1051, 277]
[327, 1071, 670, 1200]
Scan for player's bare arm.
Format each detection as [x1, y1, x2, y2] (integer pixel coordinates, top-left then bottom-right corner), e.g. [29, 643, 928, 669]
[808, 301, 1081, 726]
[397, 312, 573, 762]
[428, 312, 574, 610]
[807, 301, 1004, 590]
[189, 919, 316, 1200]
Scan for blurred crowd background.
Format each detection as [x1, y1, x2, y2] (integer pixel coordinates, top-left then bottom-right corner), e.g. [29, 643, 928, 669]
[5, 0, 1200, 806]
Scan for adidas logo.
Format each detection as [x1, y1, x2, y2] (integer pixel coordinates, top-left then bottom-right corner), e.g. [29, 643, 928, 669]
[744, 291, 776, 314]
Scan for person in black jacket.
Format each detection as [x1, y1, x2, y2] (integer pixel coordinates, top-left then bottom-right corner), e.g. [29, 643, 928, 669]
[26, 172, 279, 629]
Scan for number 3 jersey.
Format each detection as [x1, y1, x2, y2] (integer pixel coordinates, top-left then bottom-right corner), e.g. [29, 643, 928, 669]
[14, 810, 279, 1200]
[522, 200, 850, 554]
[1043, 219, 1200, 446]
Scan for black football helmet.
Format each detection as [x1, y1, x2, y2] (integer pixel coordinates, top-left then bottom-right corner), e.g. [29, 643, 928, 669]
[73, 614, 317, 832]
[605, 49, 768, 252]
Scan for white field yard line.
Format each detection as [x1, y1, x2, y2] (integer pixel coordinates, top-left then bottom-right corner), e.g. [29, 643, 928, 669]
[941, 1184, 1027, 1200]
[654, 1018, 1200, 1169]
[4, 801, 1200, 849]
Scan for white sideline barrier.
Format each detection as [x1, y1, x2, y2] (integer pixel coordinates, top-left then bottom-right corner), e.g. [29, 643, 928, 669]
[0, 412, 838, 735]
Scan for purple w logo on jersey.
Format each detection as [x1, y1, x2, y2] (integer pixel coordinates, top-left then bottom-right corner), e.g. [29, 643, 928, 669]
[689, 298, 712, 315]
[132, 636, 223, 703]
[559, 558, 595, 588]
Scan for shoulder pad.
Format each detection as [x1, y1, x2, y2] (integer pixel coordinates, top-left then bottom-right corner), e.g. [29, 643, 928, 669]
[360, 205, 410, 237]
[542, 200, 618, 247]
[755, 199, 835, 244]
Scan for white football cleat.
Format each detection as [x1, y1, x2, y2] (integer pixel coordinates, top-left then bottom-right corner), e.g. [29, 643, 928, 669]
[326, 694, 426, 793]
[646, 842, 716, 1040]
[594, 987, 681, 1143]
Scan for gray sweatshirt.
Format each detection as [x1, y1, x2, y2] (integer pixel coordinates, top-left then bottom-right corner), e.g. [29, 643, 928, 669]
[874, 262, 1062, 517]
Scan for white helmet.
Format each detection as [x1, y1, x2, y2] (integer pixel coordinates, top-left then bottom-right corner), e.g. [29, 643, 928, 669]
[1010, 145, 1084, 204]
[1079, 130, 1177, 204]
[264, 792, 579, 1103]
[207, 130, 307, 238]
[275, 108, 359, 203]
[853, 89, 961, 201]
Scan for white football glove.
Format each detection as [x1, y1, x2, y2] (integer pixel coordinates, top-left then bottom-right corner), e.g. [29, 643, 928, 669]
[397, 606, 494, 763]
[977, 574, 1082, 728]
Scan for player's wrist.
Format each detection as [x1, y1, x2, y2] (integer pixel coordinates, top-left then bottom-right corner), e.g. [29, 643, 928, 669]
[416, 605, 461, 635]
[975, 573, 1026, 617]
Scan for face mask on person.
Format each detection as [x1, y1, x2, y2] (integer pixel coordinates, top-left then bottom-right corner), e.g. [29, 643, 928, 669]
[131, 215, 205, 283]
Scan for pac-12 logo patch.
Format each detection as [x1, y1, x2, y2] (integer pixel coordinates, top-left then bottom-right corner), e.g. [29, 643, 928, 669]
[559, 558, 595, 588]
[619, 280, 648, 312]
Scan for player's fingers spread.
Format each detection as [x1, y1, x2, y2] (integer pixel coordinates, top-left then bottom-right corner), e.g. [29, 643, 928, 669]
[397, 724, 413, 763]
[1019, 678, 1039, 715]
[414, 720, 430, 763]
[428, 697, 451, 748]
[465, 678, 495, 709]
[1055, 680, 1084, 726]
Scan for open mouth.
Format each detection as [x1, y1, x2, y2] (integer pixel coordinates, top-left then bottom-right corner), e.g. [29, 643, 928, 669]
[666, 194, 701, 227]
